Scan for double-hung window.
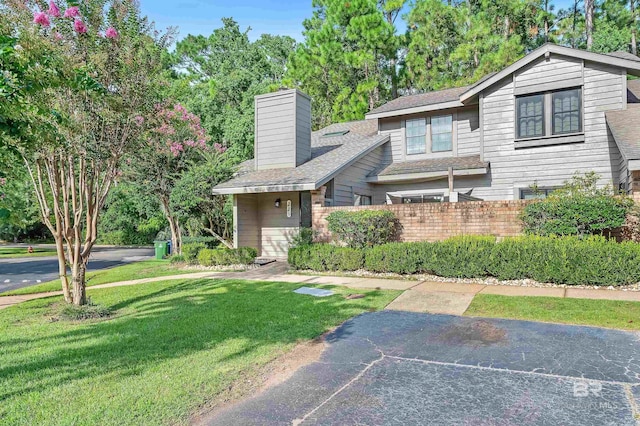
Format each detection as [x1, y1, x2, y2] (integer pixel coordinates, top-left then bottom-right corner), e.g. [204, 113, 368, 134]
[516, 94, 545, 139]
[515, 87, 583, 142]
[406, 118, 427, 155]
[552, 88, 581, 135]
[431, 115, 453, 152]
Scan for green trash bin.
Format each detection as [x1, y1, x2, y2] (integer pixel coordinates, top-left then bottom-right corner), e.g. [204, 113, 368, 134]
[154, 241, 169, 259]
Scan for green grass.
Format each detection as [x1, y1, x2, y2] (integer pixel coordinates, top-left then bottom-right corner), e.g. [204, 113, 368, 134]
[466, 294, 640, 331]
[0, 260, 194, 296]
[0, 247, 57, 259]
[0, 278, 399, 425]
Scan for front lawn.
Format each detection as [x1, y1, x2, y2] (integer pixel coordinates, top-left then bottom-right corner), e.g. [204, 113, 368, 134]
[0, 247, 57, 259]
[0, 260, 194, 296]
[465, 294, 640, 331]
[0, 278, 399, 425]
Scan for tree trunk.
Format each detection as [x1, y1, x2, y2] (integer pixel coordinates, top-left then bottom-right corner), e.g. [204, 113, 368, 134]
[632, 0, 638, 55]
[72, 262, 87, 305]
[54, 235, 72, 303]
[585, 0, 594, 50]
[161, 197, 182, 256]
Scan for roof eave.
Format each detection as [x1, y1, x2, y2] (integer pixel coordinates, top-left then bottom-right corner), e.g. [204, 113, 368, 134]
[460, 44, 640, 103]
[365, 100, 466, 120]
[366, 167, 488, 184]
[212, 183, 318, 195]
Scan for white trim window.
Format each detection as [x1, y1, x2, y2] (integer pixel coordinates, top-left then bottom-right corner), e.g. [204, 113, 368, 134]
[405, 118, 427, 155]
[431, 115, 453, 152]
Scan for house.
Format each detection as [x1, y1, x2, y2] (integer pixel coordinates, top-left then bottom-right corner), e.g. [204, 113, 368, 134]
[213, 43, 640, 257]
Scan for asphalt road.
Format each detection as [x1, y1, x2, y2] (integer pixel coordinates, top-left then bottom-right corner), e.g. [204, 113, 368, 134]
[0, 246, 154, 293]
[207, 311, 640, 425]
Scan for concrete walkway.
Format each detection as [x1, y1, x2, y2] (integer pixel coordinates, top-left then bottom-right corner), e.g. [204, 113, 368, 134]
[1, 263, 640, 314]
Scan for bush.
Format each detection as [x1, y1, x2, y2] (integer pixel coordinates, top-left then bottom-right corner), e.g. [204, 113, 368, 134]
[182, 236, 219, 248]
[170, 254, 186, 264]
[197, 247, 258, 266]
[365, 242, 429, 274]
[429, 236, 495, 278]
[326, 209, 400, 249]
[182, 242, 207, 263]
[291, 227, 315, 248]
[288, 244, 364, 271]
[291, 235, 640, 286]
[522, 172, 633, 236]
[58, 301, 112, 321]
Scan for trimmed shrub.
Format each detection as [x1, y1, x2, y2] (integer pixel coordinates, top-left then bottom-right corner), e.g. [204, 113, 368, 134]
[365, 242, 429, 274]
[291, 227, 315, 248]
[182, 242, 207, 263]
[288, 244, 364, 271]
[197, 247, 257, 266]
[522, 172, 632, 237]
[326, 209, 400, 249]
[291, 235, 640, 286]
[429, 236, 495, 278]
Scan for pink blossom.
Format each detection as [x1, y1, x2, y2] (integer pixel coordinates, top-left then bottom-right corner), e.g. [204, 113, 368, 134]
[47, 1, 61, 18]
[0, 177, 6, 186]
[33, 12, 51, 27]
[53, 32, 64, 41]
[74, 19, 88, 34]
[134, 115, 145, 126]
[64, 6, 79, 18]
[105, 27, 118, 39]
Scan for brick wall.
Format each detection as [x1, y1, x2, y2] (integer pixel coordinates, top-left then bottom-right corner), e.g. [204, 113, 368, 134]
[312, 200, 530, 243]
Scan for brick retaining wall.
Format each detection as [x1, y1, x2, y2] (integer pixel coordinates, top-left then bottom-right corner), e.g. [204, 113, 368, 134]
[312, 200, 531, 243]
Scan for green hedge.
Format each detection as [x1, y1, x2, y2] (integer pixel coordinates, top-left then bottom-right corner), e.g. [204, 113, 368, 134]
[288, 235, 640, 286]
[182, 242, 207, 263]
[326, 209, 400, 249]
[197, 247, 258, 266]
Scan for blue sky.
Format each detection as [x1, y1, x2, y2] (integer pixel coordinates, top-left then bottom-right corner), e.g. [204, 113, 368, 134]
[141, 0, 579, 42]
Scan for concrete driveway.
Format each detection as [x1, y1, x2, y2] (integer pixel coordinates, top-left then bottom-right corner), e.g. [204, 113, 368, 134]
[206, 311, 640, 425]
[0, 246, 153, 292]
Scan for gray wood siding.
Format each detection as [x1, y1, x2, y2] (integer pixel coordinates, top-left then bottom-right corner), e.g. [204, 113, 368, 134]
[296, 92, 312, 166]
[378, 107, 480, 163]
[476, 59, 623, 200]
[333, 145, 386, 206]
[514, 54, 583, 94]
[234, 194, 260, 251]
[456, 107, 481, 157]
[255, 92, 296, 170]
[257, 192, 300, 257]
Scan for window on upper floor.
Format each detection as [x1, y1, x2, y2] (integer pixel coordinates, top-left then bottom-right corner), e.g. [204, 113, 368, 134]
[406, 118, 427, 155]
[431, 115, 453, 152]
[516, 87, 583, 141]
[516, 94, 545, 139]
[552, 88, 582, 135]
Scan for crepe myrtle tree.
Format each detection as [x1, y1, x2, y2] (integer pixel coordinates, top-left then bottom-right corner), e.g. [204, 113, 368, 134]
[126, 103, 225, 256]
[1, 0, 171, 305]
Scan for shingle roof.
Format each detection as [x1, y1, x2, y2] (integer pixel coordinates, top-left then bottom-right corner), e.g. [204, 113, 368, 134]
[213, 120, 387, 193]
[606, 104, 640, 161]
[606, 51, 640, 62]
[366, 85, 469, 116]
[627, 79, 640, 103]
[371, 155, 488, 177]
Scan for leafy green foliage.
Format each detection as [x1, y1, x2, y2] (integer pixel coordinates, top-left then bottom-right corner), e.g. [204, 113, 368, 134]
[182, 242, 207, 263]
[326, 210, 400, 249]
[291, 235, 640, 285]
[291, 227, 315, 248]
[288, 244, 365, 271]
[197, 247, 258, 266]
[522, 172, 633, 236]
